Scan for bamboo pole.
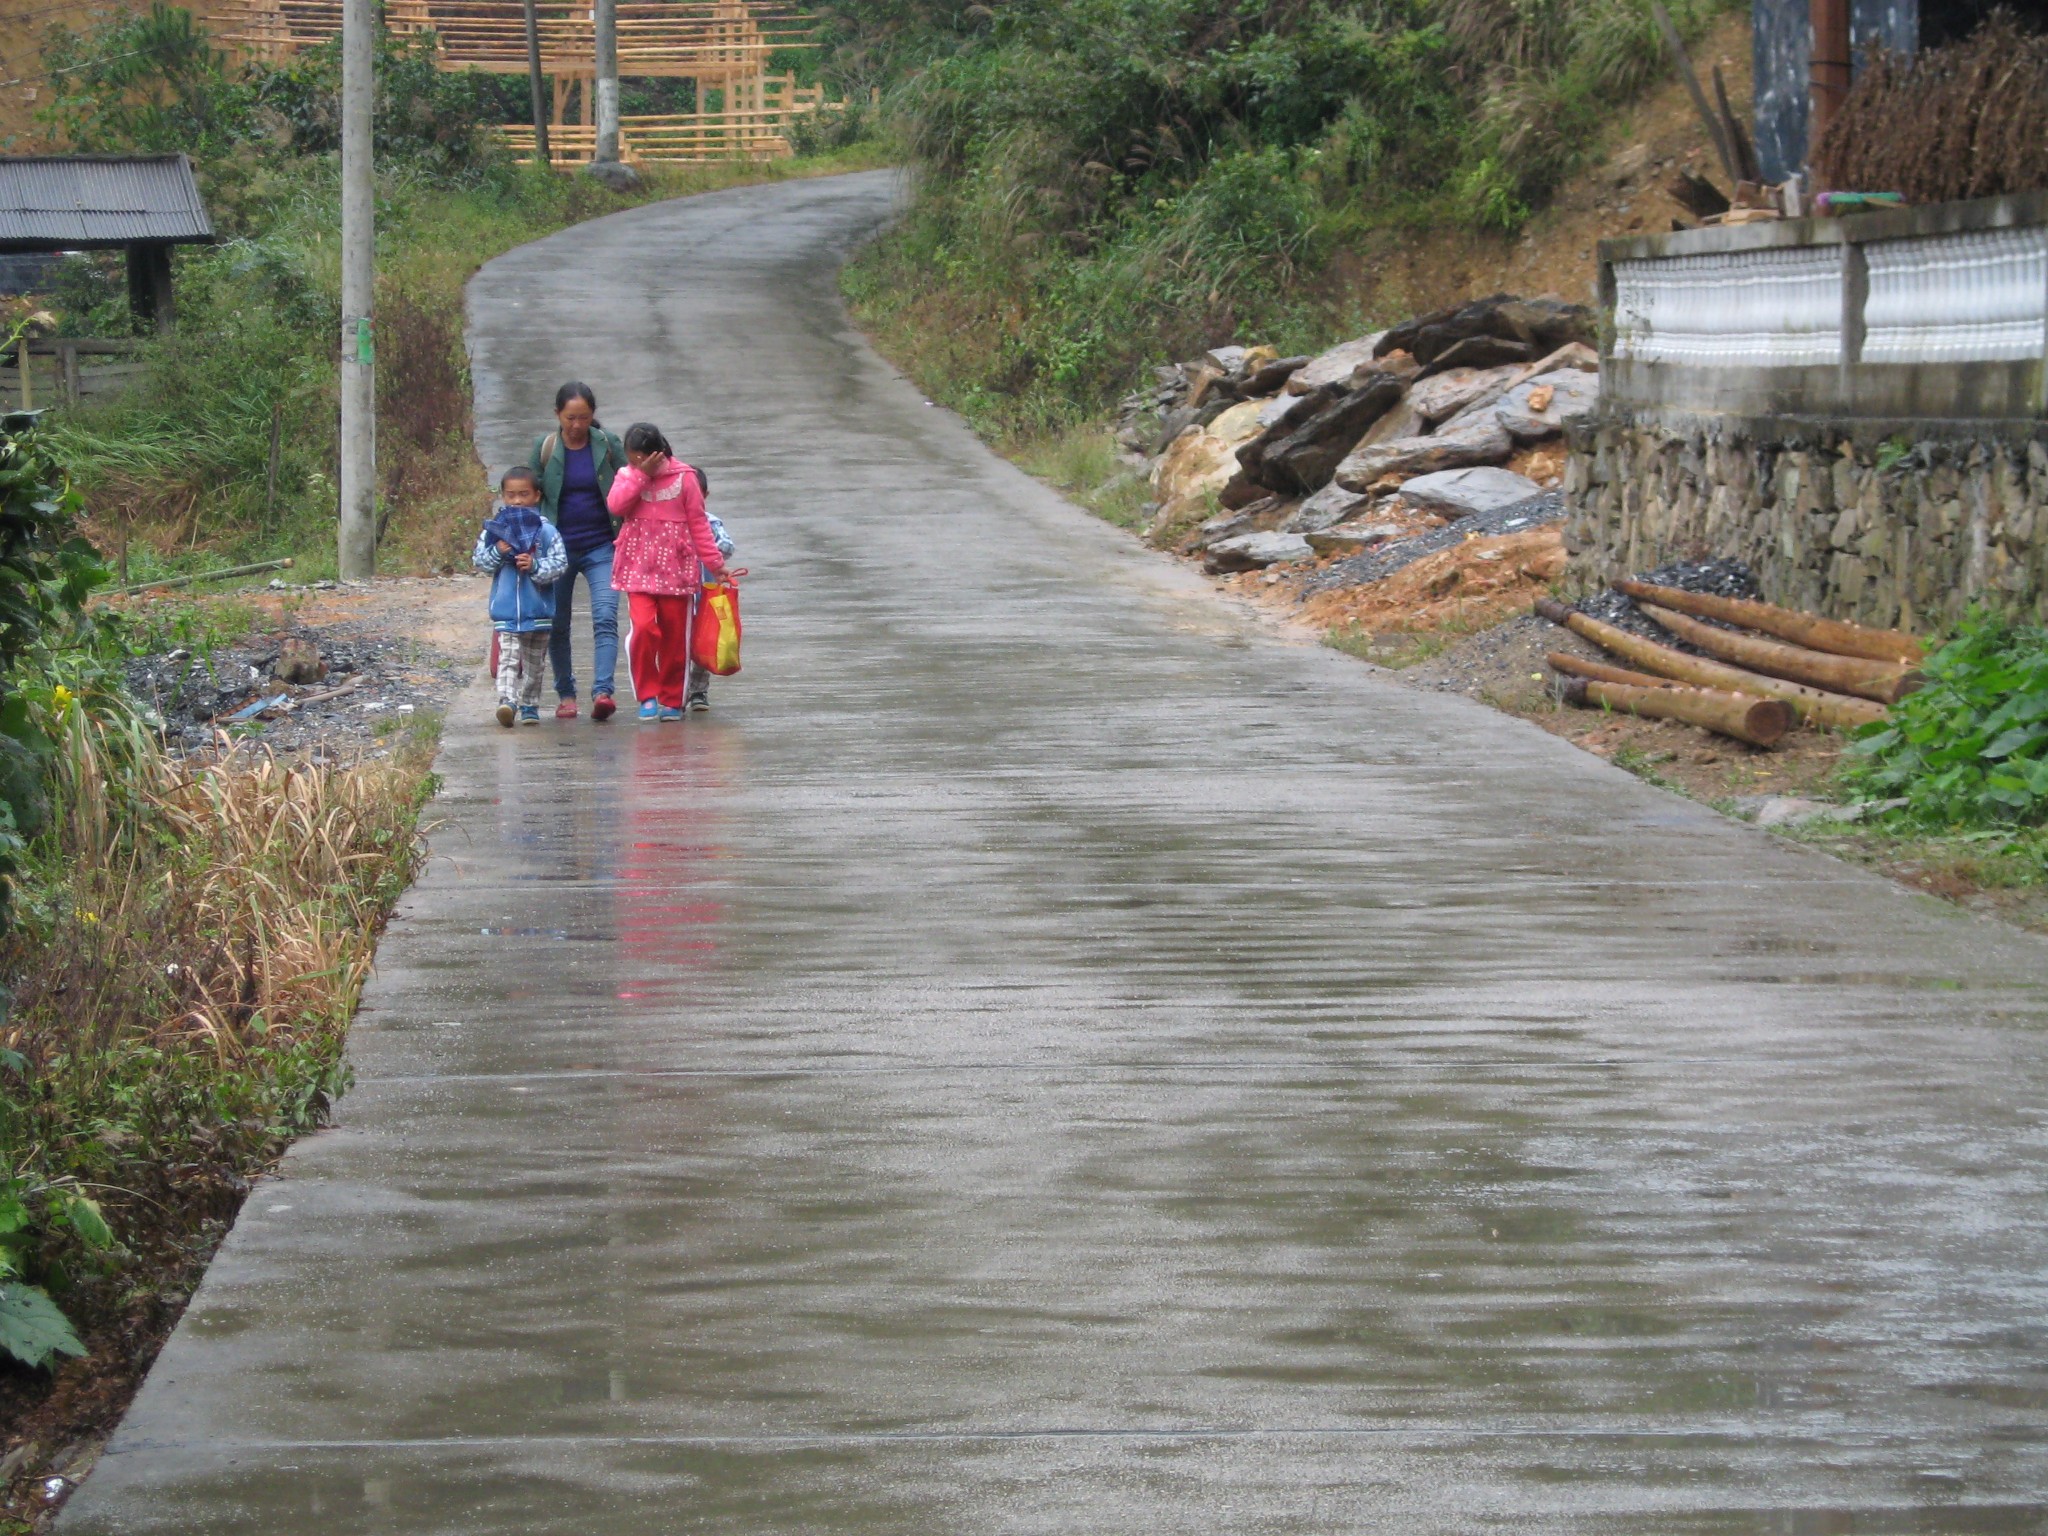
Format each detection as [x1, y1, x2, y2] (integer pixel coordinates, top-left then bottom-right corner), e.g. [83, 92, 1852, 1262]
[1638, 602, 1922, 705]
[1615, 578, 1923, 664]
[122, 558, 295, 595]
[1560, 677, 1794, 748]
[1533, 599, 1888, 729]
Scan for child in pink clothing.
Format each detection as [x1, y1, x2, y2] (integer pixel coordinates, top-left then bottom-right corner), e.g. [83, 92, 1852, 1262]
[607, 422, 727, 721]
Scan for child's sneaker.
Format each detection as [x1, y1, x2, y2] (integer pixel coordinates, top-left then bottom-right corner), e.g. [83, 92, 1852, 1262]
[496, 702, 516, 728]
[591, 694, 617, 722]
[519, 705, 541, 725]
[685, 691, 709, 713]
[658, 705, 685, 722]
[637, 699, 660, 722]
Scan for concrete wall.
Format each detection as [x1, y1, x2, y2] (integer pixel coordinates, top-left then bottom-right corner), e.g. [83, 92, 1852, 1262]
[1567, 193, 2048, 629]
[1600, 192, 2048, 419]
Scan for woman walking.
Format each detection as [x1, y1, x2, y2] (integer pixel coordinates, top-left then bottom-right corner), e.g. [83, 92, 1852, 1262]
[532, 382, 627, 722]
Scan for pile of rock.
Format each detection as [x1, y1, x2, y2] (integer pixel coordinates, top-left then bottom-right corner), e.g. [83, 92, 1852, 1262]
[1118, 295, 1601, 576]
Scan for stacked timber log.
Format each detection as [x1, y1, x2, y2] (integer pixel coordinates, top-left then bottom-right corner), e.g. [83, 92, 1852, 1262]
[1533, 582, 1926, 747]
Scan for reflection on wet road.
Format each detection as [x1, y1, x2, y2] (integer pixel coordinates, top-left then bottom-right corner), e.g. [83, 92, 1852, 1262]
[61, 171, 2048, 1532]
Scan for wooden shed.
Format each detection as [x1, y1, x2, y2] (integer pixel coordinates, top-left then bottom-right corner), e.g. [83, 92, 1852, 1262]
[0, 154, 214, 332]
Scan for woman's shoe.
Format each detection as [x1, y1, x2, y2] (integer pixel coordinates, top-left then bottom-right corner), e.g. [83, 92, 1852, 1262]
[591, 694, 616, 722]
[658, 705, 685, 722]
[555, 697, 579, 720]
[637, 700, 661, 722]
[495, 703, 515, 728]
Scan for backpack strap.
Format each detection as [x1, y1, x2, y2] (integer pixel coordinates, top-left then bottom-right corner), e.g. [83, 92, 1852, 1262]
[539, 432, 559, 471]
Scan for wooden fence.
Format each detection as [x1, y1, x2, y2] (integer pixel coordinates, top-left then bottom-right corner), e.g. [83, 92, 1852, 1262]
[503, 104, 834, 163]
[2, 338, 146, 410]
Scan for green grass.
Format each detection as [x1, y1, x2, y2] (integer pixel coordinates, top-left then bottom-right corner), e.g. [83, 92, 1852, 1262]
[117, 595, 262, 656]
[1609, 742, 1677, 787]
[1323, 616, 1480, 671]
[1013, 426, 1153, 529]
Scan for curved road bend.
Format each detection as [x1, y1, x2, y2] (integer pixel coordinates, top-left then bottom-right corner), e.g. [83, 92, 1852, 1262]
[63, 171, 2048, 1532]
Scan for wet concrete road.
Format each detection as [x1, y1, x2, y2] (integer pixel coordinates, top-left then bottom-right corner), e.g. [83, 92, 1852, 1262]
[64, 171, 2048, 1532]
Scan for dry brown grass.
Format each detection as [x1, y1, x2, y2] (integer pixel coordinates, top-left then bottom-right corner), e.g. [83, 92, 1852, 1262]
[1814, 12, 2048, 202]
[9, 709, 430, 1084]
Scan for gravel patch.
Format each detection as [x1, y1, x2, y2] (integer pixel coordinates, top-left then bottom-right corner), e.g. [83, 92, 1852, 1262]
[126, 609, 474, 759]
[1573, 555, 1759, 648]
[1307, 490, 1565, 594]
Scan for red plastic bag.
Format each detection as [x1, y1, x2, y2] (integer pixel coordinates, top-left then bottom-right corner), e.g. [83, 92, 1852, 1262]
[691, 575, 742, 676]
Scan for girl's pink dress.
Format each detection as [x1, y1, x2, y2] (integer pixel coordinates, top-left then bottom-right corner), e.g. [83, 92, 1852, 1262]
[607, 458, 723, 593]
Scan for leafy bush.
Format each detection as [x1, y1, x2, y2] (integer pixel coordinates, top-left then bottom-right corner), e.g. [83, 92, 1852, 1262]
[0, 411, 115, 1368]
[1847, 612, 2048, 825]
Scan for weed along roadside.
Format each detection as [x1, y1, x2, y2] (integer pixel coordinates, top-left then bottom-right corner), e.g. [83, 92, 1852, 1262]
[0, 416, 441, 1526]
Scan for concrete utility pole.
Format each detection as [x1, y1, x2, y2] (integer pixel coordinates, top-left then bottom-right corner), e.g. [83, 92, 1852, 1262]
[523, 0, 550, 166]
[592, 0, 620, 164]
[337, 0, 377, 582]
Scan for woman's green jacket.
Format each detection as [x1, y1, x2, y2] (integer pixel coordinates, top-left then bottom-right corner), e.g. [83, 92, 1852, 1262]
[528, 427, 626, 521]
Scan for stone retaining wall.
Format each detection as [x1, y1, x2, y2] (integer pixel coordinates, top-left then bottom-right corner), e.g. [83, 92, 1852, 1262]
[1563, 412, 2048, 630]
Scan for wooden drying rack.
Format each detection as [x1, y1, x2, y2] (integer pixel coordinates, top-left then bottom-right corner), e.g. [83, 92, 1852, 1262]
[207, 0, 837, 161]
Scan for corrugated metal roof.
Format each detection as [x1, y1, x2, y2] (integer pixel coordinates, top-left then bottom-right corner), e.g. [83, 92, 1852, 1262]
[0, 155, 214, 251]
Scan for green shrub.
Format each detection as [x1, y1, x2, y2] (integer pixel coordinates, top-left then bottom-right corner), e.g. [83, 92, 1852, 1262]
[1847, 612, 2048, 826]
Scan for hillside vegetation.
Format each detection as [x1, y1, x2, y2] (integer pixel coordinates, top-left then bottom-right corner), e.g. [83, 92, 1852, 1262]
[840, 0, 1736, 437]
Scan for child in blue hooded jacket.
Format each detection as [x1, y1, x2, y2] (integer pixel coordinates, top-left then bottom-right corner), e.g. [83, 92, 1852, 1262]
[474, 466, 569, 727]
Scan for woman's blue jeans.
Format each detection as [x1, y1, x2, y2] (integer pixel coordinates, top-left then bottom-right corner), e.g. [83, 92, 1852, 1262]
[549, 542, 620, 699]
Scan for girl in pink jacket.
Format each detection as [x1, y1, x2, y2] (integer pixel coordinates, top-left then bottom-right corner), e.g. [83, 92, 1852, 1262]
[607, 423, 727, 721]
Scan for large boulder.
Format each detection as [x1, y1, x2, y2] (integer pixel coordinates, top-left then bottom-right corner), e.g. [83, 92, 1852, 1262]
[1255, 386, 1328, 432]
[1376, 294, 1593, 368]
[1332, 410, 1513, 490]
[1241, 354, 1310, 396]
[1403, 364, 1527, 427]
[1397, 465, 1544, 519]
[1352, 395, 1428, 450]
[1188, 343, 1280, 406]
[1193, 508, 1256, 548]
[1282, 481, 1371, 533]
[1416, 335, 1532, 376]
[1495, 368, 1600, 441]
[1305, 521, 1405, 555]
[1232, 385, 1337, 490]
[1284, 333, 1385, 394]
[1216, 470, 1270, 510]
[1204, 531, 1314, 573]
[1150, 398, 1269, 524]
[1252, 374, 1406, 494]
[1484, 297, 1595, 350]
